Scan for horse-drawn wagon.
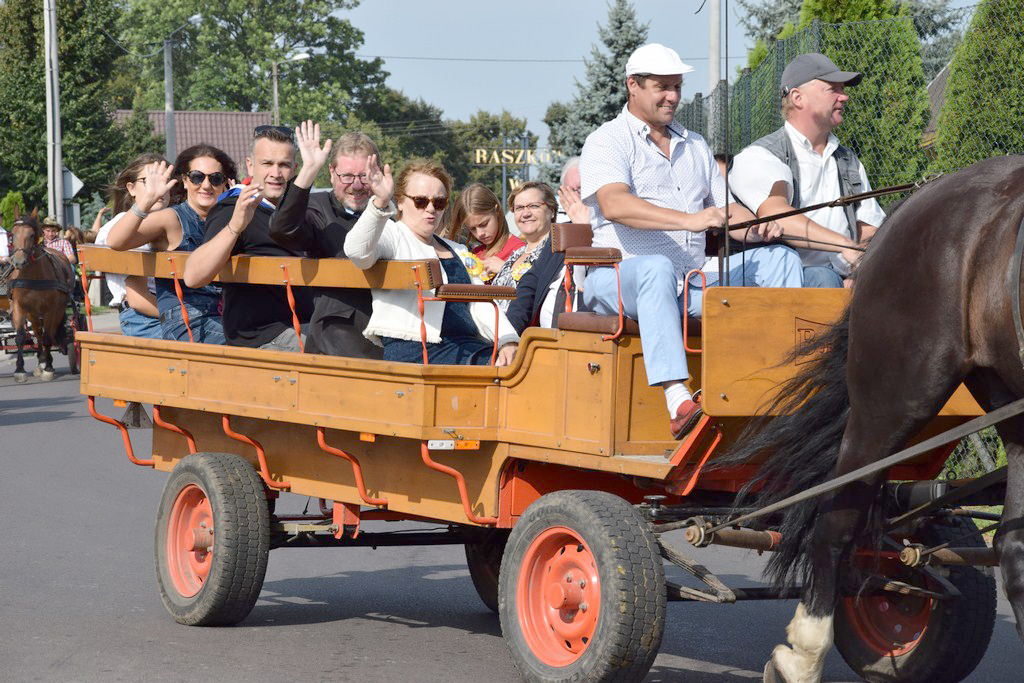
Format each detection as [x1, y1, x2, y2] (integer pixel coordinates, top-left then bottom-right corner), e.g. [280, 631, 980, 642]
[76, 207, 1006, 683]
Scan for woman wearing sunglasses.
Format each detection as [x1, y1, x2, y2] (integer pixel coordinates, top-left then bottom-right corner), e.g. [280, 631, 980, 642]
[345, 158, 519, 366]
[105, 144, 236, 344]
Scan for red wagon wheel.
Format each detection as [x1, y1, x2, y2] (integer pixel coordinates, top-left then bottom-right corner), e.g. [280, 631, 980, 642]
[834, 517, 996, 683]
[155, 452, 270, 626]
[499, 490, 665, 683]
[165, 483, 214, 598]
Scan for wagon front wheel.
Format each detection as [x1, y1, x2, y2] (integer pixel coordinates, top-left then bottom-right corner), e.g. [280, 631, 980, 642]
[835, 516, 996, 683]
[155, 452, 270, 626]
[499, 490, 665, 682]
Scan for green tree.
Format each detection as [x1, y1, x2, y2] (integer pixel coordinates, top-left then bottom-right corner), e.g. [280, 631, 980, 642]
[546, 0, 649, 160]
[0, 0, 141, 208]
[932, 0, 1024, 173]
[121, 0, 386, 119]
[798, 2, 930, 189]
[737, 0, 803, 43]
[0, 191, 25, 230]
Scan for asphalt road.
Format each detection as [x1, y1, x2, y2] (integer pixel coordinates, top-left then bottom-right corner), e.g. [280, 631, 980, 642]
[1, 341, 1020, 682]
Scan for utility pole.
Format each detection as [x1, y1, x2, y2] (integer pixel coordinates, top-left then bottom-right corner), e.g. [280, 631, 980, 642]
[43, 0, 64, 226]
[164, 38, 175, 162]
[708, 0, 721, 150]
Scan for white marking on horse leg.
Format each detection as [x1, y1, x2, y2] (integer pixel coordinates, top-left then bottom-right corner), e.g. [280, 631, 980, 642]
[763, 602, 833, 683]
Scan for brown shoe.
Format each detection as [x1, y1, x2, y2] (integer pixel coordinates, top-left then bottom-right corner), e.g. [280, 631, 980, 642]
[669, 399, 703, 440]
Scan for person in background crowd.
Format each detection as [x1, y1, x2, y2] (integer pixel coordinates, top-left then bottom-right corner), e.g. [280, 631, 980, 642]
[345, 157, 519, 366]
[105, 144, 236, 344]
[579, 43, 800, 441]
[555, 156, 589, 224]
[729, 52, 884, 288]
[489, 182, 556, 310]
[95, 153, 168, 338]
[270, 123, 381, 359]
[41, 216, 76, 265]
[184, 126, 313, 350]
[448, 183, 523, 281]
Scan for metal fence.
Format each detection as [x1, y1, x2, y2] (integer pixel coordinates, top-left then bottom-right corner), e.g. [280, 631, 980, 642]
[678, 1, 1022, 195]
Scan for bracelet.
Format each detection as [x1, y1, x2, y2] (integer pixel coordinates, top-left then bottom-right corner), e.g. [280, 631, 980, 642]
[130, 203, 148, 219]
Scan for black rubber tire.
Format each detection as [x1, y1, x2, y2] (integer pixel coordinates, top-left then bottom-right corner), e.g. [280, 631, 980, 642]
[834, 516, 996, 683]
[155, 452, 270, 626]
[465, 529, 509, 613]
[498, 490, 665, 683]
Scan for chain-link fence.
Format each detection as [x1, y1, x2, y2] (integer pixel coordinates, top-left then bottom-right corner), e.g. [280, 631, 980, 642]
[678, 1, 1024, 197]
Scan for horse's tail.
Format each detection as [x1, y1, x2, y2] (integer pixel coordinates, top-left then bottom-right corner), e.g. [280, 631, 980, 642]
[713, 305, 852, 589]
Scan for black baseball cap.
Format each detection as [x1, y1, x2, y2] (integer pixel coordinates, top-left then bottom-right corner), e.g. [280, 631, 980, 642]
[780, 53, 862, 96]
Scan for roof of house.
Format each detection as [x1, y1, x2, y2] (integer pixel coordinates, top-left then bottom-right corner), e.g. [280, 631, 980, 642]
[113, 110, 271, 173]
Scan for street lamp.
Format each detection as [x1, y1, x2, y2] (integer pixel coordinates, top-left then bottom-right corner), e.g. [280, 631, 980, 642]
[163, 14, 202, 161]
[271, 53, 311, 126]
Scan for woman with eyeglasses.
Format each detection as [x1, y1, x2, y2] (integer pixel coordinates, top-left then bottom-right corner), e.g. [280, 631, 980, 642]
[345, 158, 519, 366]
[105, 144, 237, 344]
[489, 182, 557, 309]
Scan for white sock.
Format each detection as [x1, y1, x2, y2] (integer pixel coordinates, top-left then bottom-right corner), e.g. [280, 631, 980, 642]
[663, 382, 692, 416]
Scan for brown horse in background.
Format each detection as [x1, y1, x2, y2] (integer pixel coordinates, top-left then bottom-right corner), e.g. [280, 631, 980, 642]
[8, 212, 74, 382]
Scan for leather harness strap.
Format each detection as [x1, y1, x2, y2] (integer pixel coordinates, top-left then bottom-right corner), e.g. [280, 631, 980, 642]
[1010, 212, 1024, 367]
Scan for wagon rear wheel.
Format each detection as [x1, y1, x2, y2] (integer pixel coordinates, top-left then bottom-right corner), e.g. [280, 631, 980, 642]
[835, 516, 996, 683]
[498, 490, 665, 683]
[465, 529, 508, 613]
[155, 452, 270, 626]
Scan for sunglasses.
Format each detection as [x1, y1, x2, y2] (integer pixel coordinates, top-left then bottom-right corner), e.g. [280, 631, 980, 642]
[253, 124, 295, 140]
[185, 170, 228, 186]
[403, 195, 448, 211]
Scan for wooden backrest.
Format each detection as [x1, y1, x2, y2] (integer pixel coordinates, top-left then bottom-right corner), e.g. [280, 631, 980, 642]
[550, 223, 593, 253]
[77, 245, 444, 290]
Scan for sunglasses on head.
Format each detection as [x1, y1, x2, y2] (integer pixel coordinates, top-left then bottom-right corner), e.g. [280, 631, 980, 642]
[185, 170, 228, 186]
[404, 195, 448, 211]
[253, 124, 295, 140]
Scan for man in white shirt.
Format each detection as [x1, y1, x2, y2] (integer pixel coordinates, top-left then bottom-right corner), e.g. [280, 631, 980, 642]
[729, 52, 886, 287]
[579, 43, 802, 441]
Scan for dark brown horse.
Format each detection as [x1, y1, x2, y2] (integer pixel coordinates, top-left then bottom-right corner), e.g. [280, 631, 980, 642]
[721, 155, 1024, 683]
[8, 213, 74, 382]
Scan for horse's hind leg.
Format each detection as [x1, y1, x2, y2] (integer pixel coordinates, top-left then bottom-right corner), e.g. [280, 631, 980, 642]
[994, 417, 1024, 641]
[38, 309, 61, 381]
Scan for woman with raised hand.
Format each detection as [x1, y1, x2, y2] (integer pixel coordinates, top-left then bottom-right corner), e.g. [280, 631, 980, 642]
[105, 145, 236, 344]
[344, 157, 519, 366]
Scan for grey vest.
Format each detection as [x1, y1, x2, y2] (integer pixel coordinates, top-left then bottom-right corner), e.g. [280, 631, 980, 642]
[752, 127, 864, 242]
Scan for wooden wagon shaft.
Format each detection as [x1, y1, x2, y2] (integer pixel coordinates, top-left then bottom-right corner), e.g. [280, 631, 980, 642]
[77, 245, 444, 290]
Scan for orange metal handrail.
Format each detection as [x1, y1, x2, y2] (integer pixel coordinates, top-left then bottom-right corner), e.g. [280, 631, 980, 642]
[412, 264, 431, 364]
[78, 257, 93, 332]
[316, 427, 388, 507]
[280, 264, 304, 352]
[152, 405, 197, 454]
[682, 269, 706, 354]
[87, 396, 153, 467]
[221, 415, 291, 490]
[168, 255, 194, 343]
[419, 441, 496, 525]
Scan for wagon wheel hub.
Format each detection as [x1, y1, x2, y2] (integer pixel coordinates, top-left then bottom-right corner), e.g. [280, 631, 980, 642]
[188, 524, 215, 553]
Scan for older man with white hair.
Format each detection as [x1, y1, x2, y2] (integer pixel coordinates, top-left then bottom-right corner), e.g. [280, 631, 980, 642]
[578, 43, 802, 440]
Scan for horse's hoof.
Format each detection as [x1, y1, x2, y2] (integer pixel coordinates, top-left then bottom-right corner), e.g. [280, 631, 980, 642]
[40, 370, 55, 382]
[32, 366, 41, 376]
[14, 372, 27, 383]
[764, 659, 786, 683]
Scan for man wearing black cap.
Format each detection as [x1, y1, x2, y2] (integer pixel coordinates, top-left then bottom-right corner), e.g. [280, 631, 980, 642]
[730, 52, 886, 288]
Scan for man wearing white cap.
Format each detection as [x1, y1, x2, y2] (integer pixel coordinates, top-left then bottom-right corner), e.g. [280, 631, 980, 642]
[579, 43, 803, 441]
[729, 52, 886, 287]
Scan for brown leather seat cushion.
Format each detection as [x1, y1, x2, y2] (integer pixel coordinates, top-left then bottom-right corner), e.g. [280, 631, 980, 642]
[556, 311, 702, 337]
[563, 246, 621, 263]
[435, 284, 518, 300]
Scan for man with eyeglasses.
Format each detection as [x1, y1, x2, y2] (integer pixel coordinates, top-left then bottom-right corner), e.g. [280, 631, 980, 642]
[185, 125, 314, 350]
[578, 43, 802, 441]
[269, 122, 382, 358]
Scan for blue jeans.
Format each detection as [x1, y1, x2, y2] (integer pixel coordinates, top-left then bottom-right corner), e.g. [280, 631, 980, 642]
[160, 303, 225, 344]
[119, 307, 163, 339]
[583, 245, 803, 385]
[803, 264, 844, 288]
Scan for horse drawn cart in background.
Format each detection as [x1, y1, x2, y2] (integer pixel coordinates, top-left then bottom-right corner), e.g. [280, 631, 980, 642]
[76, 239, 1003, 683]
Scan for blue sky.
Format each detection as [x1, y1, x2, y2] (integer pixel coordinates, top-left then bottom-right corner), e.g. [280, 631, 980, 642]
[345, 0, 751, 145]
